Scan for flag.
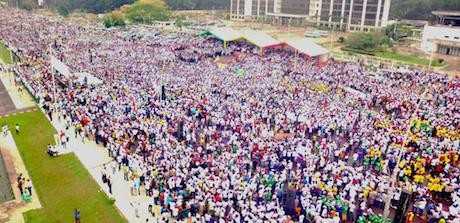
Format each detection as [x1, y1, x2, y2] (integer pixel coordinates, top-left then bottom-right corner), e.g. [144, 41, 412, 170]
[235, 68, 245, 77]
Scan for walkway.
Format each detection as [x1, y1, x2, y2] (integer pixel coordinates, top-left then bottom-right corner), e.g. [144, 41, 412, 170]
[49, 115, 153, 222]
[1, 71, 151, 222]
[0, 76, 15, 116]
[0, 72, 42, 223]
[0, 131, 42, 223]
[0, 72, 35, 117]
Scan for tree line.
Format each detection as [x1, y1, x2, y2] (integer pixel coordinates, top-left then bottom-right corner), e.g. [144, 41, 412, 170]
[165, 0, 228, 10]
[10, 0, 459, 20]
[8, 0, 228, 13]
[390, 0, 460, 20]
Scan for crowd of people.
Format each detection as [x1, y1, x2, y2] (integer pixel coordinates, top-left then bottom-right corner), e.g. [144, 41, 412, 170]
[0, 7, 459, 223]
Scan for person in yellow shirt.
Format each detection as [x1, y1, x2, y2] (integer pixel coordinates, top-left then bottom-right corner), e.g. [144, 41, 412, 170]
[427, 177, 444, 192]
[399, 159, 407, 169]
[413, 175, 424, 184]
[318, 181, 325, 190]
[415, 166, 425, 175]
[403, 166, 412, 177]
[363, 186, 371, 199]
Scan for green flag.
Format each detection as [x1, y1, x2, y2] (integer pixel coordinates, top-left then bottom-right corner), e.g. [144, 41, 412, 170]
[235, 68, 245, 77]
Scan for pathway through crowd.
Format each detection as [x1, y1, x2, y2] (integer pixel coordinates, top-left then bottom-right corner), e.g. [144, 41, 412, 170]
[48, 113, 153, 222]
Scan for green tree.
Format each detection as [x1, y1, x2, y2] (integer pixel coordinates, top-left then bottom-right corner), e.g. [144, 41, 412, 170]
[193, 0, 228, 10]
[344, 32, 391, 54]
[44, 0, 135, 14]
[16, 0, 37, 10]
[103, 11, 126, 28]
[81, 0, 135, 13]
[56, 4, 70, 16]
[125, 0, 171, 24]
[166, 0, 228, 10]
[391, 0, 460, 20]
[384, 23, 413, 41]
[166, 0, 195, 10]
[175, 15, 185, 28]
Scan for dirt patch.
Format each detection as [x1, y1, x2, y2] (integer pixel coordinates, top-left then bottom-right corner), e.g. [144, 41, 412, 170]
[0, 147, 24, 223]
[0, 148, 14, 203]
[436, 54, 460, 75]
[0, 199, 26, 223]
[0, 80, 15, 116]
[393, 43, 460, 76]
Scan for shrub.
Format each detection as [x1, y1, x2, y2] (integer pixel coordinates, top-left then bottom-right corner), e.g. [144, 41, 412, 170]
[125, 0, 171, 24]
[103, 11, 126, 28]
[338, 36, 345, 43]
[345, 32, 391, 54]
[56, 5, 70, 16]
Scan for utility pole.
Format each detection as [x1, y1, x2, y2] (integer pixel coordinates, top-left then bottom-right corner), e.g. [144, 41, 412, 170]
[428, 48, 434, 70]
[48, 42, 58, 111]
[329, 15, 334, 50]
[9, 43, 13, 64]
[392, 20, 399, 41]
[330, 23, 333, 50]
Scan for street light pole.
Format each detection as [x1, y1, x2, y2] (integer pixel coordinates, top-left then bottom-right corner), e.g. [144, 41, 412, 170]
[330, 24, 334, 50]
[9, 47, 13, 64]
[329, 16, 335, 50]
[428, 48, 434, 70]
[49, 43, 57, 111]
[393, 20, 398, 40]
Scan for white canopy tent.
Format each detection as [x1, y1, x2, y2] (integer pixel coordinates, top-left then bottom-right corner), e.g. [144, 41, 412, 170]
[74, 72, 103, 86]
[207, 27, 243, 48]
[50, 55, 71, 77]
[240, 29, 283, 49]
[285, 38, 329, 57]
[208, 27, 242, 42]
[50, 56, 102, 85]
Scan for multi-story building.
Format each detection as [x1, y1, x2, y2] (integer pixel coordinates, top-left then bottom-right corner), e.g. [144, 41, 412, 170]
[230, 0, 312, 25]
[421, 11, 460, 57]
[280, 0, 309, 15]
[229, 0, 391, 31]
[230, 0, 269, 20]
[317, 0, 391, 31]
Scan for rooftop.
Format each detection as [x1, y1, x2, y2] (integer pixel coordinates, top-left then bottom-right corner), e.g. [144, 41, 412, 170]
[432, 24, 460, 29]
[265, 12, 310, 18]
[432, 11, 460, 17]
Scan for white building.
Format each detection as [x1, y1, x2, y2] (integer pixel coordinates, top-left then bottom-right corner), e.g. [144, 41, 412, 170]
[421, 11, 460, 56]
[317, 0, 391, 31]
[229, 0, 391, 31]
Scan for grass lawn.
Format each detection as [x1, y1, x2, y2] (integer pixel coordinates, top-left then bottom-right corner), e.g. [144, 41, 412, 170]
[341, 47, 447, 68]
[0, 41, 13, 64]
[375, 50, 445, 67]
[0, 110, 126, 223]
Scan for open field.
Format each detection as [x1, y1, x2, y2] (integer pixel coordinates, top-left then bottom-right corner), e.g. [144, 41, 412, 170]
[0, 110, 126, 223]
[0, 42, 12, 64]
[375, 50, 445, 67]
